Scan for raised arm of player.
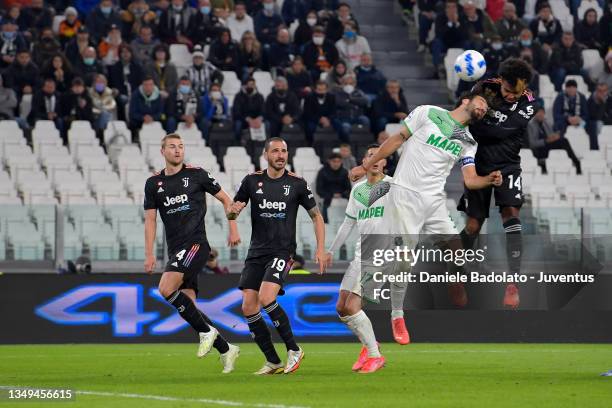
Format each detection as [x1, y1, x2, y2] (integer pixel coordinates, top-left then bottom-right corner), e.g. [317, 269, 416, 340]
[214, 189, 242, 247]
[350, 127, 411, 182]
[462, 165, 502, 190]
[324, 215, 357, 265]
[308, 206, 329, 274]
[144, 208, 157, 274]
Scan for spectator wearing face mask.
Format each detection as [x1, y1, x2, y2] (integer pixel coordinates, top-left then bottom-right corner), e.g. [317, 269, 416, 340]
[355, 53, 386, 104]
[265, 76, 301, 138]
[331, 74, 369, 141]
[232, 77, 265, 142]
[302, 26, 339, 81]
[293, 10, 319, 48]
[60, 77, 94, 130]
[190, 0, 226, 46]
[201, 82, 229, 140]
[286, 56, 313, 100]
[86, 0, 123, 43]
[89, 73, 117, 132]
[74, 46, 105, 87]
[186, 45, 223, 96]
[228, 2, 255, 43]
[254, 0, 284, 47]
[514, 28, 549, 75]
[0, 19, 27, 70]
[158, 0, 196, 48]
[326, 2, 360, 43]
[335, 21, 371, 71]
[166, 76, 206, 133]
[58, 7, 83, 47]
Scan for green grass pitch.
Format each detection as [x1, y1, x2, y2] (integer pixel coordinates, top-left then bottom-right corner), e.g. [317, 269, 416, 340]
[1, 343, 611, 407]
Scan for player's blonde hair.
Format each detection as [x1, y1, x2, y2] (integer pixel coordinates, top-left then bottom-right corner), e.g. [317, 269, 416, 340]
[161, 133, 182, 148]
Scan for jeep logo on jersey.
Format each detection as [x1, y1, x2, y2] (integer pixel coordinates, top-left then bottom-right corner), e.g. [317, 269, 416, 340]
[258, 199, 286, 211]
[425, 134, 463, 157]
[163, 194, 188, 207]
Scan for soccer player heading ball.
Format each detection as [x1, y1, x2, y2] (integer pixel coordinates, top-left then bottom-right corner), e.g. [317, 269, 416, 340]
[457, 58, 536, 309]
[228, 137, 329, 375]
[143, 133, 241, 373]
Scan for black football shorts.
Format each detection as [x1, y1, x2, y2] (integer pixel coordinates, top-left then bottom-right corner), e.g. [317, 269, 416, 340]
[239, 252, 294, 295]
[457, 169, 524, 219]
[164, 241, 211, 294]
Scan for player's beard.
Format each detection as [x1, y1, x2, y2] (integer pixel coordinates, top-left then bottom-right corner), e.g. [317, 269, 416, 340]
[269, 159, 286, 171]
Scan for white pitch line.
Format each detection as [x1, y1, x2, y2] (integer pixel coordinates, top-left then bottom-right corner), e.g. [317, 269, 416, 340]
[0, 386, 309, 408]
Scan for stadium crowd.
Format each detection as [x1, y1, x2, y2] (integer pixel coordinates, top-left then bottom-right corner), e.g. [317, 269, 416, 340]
[0, 0, 411, 156]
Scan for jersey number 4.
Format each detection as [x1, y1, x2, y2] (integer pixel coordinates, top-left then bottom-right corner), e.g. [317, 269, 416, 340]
[176, 249, 187, 261]
[508, 174, 522, 191]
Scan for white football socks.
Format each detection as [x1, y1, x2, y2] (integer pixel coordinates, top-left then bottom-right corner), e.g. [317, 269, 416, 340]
[340, 311, 380, 358]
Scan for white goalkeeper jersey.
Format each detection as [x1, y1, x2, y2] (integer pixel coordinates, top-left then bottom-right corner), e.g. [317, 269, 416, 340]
[392, 105, 478, 196]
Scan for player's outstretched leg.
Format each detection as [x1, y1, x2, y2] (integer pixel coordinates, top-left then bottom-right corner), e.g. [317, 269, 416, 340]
[390, 281, 410, 345]
[260, 282, 303, 374]
[337, 291, 385, 373]
[242, 289, 283, 375]
[159, 273, 218, 357]
[601, 369, 612, 377]
[502, 210, 522, 309]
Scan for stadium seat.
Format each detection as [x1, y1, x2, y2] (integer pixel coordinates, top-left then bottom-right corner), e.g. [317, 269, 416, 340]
[582, 49, 604, 82]
[253, 71, 274, 98]
[313, 128, 340, 160]
[170, 44, 191, 69]
[104, 121, 132, 146]
[52, 15, 65, 34]
[564, 127, 590, 159]
[221, 71, 241, 97]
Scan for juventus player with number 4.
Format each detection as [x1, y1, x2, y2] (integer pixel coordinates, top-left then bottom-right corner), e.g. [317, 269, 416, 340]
[457, 58, 536, 309]
[228, 137, 328, 375]
[144, 134, 242, 373]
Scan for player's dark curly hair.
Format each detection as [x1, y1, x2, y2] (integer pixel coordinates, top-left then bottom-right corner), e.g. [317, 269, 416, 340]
[498, 58, 533, 87]
[454, 88, 489, 108]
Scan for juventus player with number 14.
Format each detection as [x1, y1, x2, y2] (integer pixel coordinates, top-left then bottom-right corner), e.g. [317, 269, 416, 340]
[144, 134, 242, 373]
[228, 137, 328, 375]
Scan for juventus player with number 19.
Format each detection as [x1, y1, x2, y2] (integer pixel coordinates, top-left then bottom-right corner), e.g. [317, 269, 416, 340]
[228, 137, 328, 375]
[144, 133, 241, 373]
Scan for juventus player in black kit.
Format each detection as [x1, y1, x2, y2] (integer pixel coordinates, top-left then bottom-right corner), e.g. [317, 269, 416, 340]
[228, 137, 328, 375]
[457, 59, 536, 308]
[144, 133, 242, 373]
